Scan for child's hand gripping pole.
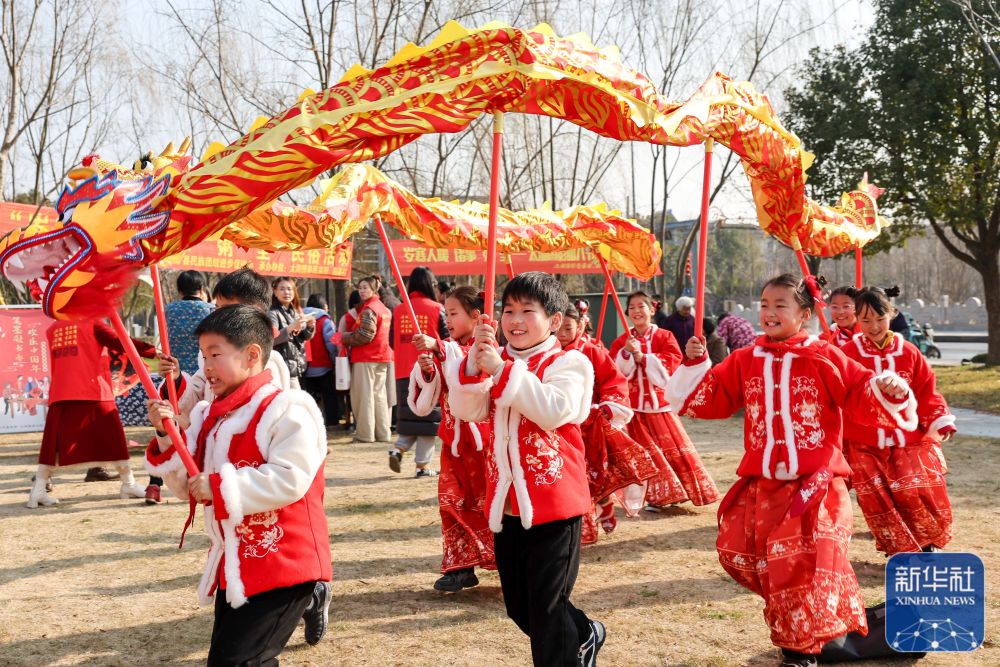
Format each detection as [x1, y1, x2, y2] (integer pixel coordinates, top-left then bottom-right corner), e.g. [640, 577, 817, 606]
[109, 310, 199, 477]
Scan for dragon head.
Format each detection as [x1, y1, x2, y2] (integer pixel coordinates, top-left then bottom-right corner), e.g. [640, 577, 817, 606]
[0, 141, 191, 319]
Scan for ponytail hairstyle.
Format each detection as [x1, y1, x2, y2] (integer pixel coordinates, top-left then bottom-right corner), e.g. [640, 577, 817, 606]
[761, 273, 828, 313]
[626, 290, 654, 309]
[853, 286, 900, 318]
[445, 285, 484, 317]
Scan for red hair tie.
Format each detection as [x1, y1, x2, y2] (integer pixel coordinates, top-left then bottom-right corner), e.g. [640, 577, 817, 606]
[803, 275, 827, 308]
[477, 290, 487, 302]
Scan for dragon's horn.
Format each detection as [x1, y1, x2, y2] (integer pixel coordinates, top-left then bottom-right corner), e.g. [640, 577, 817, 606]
[178, 136, 192, 155]
[161, 141, 176, 157]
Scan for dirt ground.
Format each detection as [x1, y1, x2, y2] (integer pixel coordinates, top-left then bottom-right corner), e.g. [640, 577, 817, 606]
[0, 416, 996, 667]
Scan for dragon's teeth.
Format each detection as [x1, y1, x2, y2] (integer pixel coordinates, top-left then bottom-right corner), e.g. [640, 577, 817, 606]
[7, 255, 24, 270]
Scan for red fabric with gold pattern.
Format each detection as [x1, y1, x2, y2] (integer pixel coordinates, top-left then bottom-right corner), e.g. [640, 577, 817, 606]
[845, 444, 952, 554]
[716, 475, 867, 654]
[438, 428, 496, 573]
[628, 411, 720, 506]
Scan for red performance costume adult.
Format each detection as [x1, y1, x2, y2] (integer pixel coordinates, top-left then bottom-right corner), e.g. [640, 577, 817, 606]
[841, 331, 955, 553]
[562, 331, 657, 543]
[610, 325, 719, 512]
[667, 331, 919, 655]
[28, 318, 156, 508]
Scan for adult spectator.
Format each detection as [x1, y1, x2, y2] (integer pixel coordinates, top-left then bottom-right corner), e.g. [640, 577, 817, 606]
[337, 290, 362, 431]
[388, 267, 448, 477]
[703, 318, 729, 366]
[716, 311, 757, 351]
[303, 294, 341, 430]
[661, 296, 696, 349]
[342, 275, 393, 443]
[435, 280, 453, 305]
[269, 277, 316, 390]
[164, 270, 214, 375]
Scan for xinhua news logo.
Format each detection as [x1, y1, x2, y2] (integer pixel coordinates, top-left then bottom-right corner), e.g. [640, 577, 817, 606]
[886, 552, 984, 653]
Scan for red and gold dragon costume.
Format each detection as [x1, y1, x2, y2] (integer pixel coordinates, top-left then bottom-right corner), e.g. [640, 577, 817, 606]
[0, 21, 886, 320]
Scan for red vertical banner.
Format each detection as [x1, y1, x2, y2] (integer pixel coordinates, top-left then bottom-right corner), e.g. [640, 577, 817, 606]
[0, 306, 52, 433]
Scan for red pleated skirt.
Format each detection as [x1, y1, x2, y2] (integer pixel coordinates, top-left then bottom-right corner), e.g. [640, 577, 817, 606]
[582, 410, 659, 501]
[628, 410, 720, 506]
[581, 503, 599, 545]
[438, 431, 495, 573]
[845, 440, 952, 554]
[717, 475, 867, 654]
[38, 400, 128, 467]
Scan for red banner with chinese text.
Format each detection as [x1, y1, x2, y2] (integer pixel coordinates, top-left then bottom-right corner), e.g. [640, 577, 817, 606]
[159, 239, 353, 279]
[0, 305, 51, 433]
[0, 201, 57, 233]
[390, 240, 602, 275]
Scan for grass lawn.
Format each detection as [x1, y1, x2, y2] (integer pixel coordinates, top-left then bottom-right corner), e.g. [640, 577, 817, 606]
[933, 364, 1000, 413]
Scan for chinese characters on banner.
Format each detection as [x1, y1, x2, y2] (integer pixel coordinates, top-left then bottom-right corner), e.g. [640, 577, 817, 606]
[159, 240, 354, 280]
[886, 552, 984, 653]
[390, 240, 603, 275]
[0, 306, 51, 433]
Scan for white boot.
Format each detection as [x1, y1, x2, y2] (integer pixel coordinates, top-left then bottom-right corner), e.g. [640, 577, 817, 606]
[26, 465, 58, 508]
[115, 461, 145, 499]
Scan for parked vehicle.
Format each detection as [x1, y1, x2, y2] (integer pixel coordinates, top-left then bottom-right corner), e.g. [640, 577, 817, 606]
[900, 311, 941, 358]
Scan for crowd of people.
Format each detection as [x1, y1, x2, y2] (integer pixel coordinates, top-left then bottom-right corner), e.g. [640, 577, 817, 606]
[20, 263, 958, 667]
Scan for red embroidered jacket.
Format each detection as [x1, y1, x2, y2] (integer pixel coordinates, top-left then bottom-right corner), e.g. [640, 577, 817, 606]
[666, 332, 918, 480]
[564, 334, 632, 428]
[145, 372, 331, 608]
[407, 339, 490, 457]
[841, 333, 955, 448]
[822, 322, 862, 348]
[446, 335, 594, 531]
[609, 325, 683, 413]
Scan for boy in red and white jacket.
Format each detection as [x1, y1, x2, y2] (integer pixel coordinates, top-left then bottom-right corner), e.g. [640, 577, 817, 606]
[446, 272, 603, 667]
[145, 305, 331, 664]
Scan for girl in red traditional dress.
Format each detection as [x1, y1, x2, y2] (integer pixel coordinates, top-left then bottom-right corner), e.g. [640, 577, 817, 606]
[823, 286, 861, 347]
[28, 317, 157, 508]
[409, 286, 495, 592]
[609, 291, 719, 514]
[841, 286, 955, 554]
[558, 304, 657, 543]
[667, 274, 919, 667]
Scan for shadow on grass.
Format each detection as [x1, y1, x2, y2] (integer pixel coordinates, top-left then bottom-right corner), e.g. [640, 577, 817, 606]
[0, 615, 213, 666]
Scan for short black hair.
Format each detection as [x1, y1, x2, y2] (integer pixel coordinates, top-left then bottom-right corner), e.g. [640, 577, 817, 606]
[212, 267, 271, 312]
[407, 266, 437, 300]
[436, 280, 453, 294]
[176, 270, 206, 297]
[306, 293, 327, 310]
[195, 304, 274, 360]
[348, 289, 361, 309]
[501, 271, 568, 316]
[703, 317, 716, 337]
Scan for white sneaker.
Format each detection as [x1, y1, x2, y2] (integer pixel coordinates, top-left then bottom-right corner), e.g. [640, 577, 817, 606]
[119, 482, 146, 499]
[27, 479, 58, 508]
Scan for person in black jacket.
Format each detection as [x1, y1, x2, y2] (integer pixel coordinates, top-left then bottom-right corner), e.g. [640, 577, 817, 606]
[269, 277, 315, 390]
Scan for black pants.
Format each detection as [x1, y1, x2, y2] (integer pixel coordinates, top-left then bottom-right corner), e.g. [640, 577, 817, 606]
[302, 373, 340, 426]
[494, 515, 591, 667]
[208, 581, 314, 666]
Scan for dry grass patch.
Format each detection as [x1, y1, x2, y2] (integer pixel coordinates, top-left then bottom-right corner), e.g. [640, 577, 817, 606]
[933, 364, 1000, 414]
[0, 419, 997, 666]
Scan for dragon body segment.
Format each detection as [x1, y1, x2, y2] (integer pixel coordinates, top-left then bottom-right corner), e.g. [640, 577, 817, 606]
[0, 21, 886, 319]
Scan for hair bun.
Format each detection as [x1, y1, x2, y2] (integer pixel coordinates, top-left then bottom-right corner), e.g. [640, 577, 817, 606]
[884, 286, 901, 298]
[844, 287, 860, 298]
[815, 275, 828, 288]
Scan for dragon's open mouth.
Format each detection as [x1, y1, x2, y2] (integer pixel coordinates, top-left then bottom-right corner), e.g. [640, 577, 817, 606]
[0, 226, 89, 303]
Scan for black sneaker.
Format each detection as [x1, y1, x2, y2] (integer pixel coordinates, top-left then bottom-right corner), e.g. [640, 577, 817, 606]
[779, 650, 817, 667]
[415, 468, 439, 478]
[578, 620, 606, 666]
[388, 449, 402, 473]
[302, 581, 331, 646]
[433, 568, 479, 592]
[922, 544, 940, 553]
